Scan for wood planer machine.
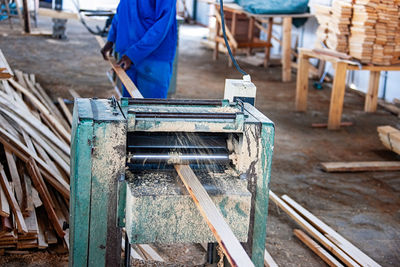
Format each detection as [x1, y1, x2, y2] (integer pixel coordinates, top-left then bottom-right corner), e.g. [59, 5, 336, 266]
[69, 97, 275, 266]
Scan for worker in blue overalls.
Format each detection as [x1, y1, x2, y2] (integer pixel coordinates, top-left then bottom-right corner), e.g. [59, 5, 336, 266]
[101, 0, 177, 98]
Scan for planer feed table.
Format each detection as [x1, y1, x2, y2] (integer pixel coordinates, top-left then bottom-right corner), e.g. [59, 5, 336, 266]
[70, 98, 275, 267]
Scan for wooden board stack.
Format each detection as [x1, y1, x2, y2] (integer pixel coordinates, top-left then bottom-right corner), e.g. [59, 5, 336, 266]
[0, 54, 71, 253]
[350, 0, 400, 65]
[314, 1, 352, 53]
[327, 0, 352, 53]
[377, 125, 400, 155]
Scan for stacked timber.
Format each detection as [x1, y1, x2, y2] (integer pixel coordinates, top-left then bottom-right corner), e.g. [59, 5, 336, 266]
[314, 1, 352, 53]
[327, 0, 352, 53]
[315, 0, 400, 65]
[314, 5, 331, 46]
[0, 55, 71, 253]
[377, 125, 400, 155]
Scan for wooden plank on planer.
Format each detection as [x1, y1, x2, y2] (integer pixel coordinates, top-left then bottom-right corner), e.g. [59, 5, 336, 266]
[174, 164, 254, 267]
[95, 36, 143, 99]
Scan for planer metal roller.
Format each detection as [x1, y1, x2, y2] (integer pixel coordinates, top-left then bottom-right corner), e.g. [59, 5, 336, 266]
[69, 97, 275, 267]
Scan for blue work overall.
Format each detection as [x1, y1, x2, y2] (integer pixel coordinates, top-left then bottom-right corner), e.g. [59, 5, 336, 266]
[108, 0, 177, 98]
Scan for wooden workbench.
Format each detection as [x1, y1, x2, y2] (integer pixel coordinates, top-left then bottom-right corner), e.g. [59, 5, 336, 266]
[206, 1, 313, 82]
[0, 49, 13, 80]
[295, 48, 400, 130]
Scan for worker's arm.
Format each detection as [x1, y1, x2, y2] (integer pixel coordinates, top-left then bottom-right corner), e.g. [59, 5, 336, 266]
[124, 0, 176, 65]
[101, 13, 118, 60]
[107, 13, 118, 43]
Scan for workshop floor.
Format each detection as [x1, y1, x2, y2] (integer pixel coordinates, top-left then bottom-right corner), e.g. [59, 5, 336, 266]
[0, 18, 399, 267]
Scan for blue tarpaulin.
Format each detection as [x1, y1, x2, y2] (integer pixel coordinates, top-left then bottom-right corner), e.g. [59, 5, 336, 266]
[236, 0, 309, 14]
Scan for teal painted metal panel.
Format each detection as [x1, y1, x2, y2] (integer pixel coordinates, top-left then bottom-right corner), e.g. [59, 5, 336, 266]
[69, 103, 93, 267]
[88, 120, 126, 267]
[251, 124, 275, 267]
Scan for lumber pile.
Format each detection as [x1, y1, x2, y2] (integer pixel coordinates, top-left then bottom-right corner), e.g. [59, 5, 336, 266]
[315, 1, 352, 53]
[377, 125, 400, 155]
[269, 191, 381, 267]
[0, 55, 71, 252]
[314, 0, 400, 65]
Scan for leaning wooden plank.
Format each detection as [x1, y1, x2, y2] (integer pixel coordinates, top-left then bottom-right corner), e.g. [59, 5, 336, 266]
[95, 36, 143, 99]
[8, 79, 71, 143]
[264, 249, 278, 267]
[294, 229, 344, 267]
[0, 127, 69, 199]
[26, 158, 65, 238]
[175, 164, 254, 267]
[0, 50, 13, 79]
[34, 83, 70, 131]
[320, 161, 400, 172]
[0, 164, 28, 234]
[5, 150, 24, 206]
[0, 183, 10, 217]
[269, 191, 360, 267]
[137, 244, 164, 262]
[38, 8, 79, 20]
[121, 238, 144, 260]
[281, 195, 381, 267]
[57, 97, 73, 126]
[68, 89, 81, 99]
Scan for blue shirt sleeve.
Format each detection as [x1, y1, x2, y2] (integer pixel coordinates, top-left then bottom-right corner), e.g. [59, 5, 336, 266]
[124, 0, 176, 65]
[107, 13, 118, 43]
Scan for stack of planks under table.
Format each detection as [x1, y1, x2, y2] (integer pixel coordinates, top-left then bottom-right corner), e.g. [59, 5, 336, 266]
[0, 64, 72, 253]
[315, 0, 400, 65]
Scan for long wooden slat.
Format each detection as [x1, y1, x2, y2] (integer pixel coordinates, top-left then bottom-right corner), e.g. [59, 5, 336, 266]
[174, 164, 254, 267]
[4, 150, 24, 206]
[8, 79, 71, 143]
[0, 164, 28, 234]
[57, 97, 73, 126]
[294, 229, 344, 267]
[264, 249, 278, 267]
[0, 127, 69, 199]
[320, 161, 400, 172]
[137, 244, 164, 262]
[0, 183, 10, 217]
[281, 195, 381, 267]
[269, 191, 360, 267]
[26, 158, 65, 238]
[94, 36, 143, 99]
[0, 50, 13, 79]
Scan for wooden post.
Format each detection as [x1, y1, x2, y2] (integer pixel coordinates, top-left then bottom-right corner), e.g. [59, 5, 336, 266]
[295, 51, 310, 111]
[213, 6, 220, 61]
[328, 61, 348, 130]
[248, 17, 255, 56]
[282, 17, 292, 82]
[264, 18, 273, 68]
[364, 71, 381, 113]
[22, 0, 31, 33]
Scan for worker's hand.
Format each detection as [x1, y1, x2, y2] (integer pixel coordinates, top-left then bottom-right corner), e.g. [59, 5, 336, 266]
[117, 55, 133, 70]
[101, 41, 114, 60]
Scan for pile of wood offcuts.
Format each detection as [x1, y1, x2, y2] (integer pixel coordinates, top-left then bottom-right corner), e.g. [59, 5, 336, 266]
[0, 62, 71, 252]
[315, 0, 400, 65]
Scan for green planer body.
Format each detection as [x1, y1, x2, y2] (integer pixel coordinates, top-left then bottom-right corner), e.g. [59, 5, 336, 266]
[69, 98, 275, 267]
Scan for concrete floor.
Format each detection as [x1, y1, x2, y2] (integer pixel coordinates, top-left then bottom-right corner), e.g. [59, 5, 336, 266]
[0, 17, 399, 266]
